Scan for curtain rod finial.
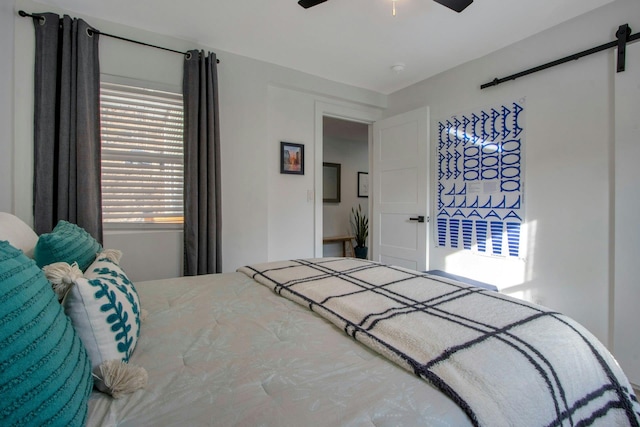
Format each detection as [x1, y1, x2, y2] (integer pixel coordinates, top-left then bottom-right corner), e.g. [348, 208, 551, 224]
[18, 10, 45, 22]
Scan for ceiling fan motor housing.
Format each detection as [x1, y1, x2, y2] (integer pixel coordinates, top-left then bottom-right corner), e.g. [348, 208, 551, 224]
[298, 0, 328, 8]
[433, 0, 473, 13]
[298, 0, 472, 13]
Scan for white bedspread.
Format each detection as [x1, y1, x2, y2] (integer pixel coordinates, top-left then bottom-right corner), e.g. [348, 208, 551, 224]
[87, 271, 472, 426]
[239, 258, 640, 427]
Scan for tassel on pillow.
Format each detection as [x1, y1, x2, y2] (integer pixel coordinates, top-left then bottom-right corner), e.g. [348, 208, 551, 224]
[93, 360, 148, 399]
[43, 261, 84, 299]
[98, 249, 123, 264]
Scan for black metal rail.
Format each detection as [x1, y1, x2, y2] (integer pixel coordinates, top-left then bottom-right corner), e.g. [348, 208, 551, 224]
[481, 24, 638, 89]
[18, 10, 220, 63]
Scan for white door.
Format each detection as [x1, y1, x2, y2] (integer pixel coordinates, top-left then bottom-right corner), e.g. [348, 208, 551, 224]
[372, 107, 429, 271]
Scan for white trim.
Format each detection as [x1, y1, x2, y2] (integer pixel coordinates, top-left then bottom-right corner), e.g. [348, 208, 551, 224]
[104, 222, 182, 232]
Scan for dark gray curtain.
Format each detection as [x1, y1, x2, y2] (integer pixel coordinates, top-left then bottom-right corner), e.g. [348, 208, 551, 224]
[183, 50, 221, 275]
[32, 13, 103, 243]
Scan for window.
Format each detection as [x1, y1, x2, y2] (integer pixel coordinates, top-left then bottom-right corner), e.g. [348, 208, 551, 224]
[100, 78, 184, 225]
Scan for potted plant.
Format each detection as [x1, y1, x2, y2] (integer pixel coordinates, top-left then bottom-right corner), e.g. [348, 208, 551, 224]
[350, 204, 369, 259]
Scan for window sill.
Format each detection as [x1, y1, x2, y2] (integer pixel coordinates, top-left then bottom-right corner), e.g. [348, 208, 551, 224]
[104, 222, 184, 233]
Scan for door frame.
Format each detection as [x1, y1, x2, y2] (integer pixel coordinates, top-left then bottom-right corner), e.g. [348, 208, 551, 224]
[314, 101, 382, 257]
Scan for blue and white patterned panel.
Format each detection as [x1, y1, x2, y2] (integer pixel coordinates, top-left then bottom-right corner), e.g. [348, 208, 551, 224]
[436, 100, 525, 257]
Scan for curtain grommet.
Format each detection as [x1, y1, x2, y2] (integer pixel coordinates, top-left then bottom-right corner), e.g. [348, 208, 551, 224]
[186, 52, 192, 60]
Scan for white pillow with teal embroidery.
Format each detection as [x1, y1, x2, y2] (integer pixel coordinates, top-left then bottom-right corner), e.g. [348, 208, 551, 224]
[62, 250, 147, 397]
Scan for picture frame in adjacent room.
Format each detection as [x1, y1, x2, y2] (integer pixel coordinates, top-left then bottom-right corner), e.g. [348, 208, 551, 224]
[358, 172, 369, 198]
[280, 142, 305, 175]
[323, 162, 341, 203]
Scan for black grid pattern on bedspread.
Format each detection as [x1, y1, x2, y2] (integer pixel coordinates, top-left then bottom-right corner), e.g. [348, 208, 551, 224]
[241, 258, 640, 427]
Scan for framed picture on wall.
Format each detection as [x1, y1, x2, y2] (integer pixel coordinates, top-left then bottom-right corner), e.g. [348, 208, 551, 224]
[280, 142, 304, 175]
[323, 162, 341, 203]
[358, 172, 369, 198]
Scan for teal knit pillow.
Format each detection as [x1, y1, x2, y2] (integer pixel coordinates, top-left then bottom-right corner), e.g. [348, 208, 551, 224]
[0, 240, 93, 426]
[34, 220, 102, 271]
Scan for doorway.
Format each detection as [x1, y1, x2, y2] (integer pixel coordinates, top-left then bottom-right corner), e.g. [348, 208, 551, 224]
[313, 103, 430, 271]
[312, 101, 381, 257]
[321, 117, 369, 257]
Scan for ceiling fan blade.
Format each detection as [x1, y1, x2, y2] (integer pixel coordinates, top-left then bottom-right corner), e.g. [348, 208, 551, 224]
[298, 0, 328, 8]
[432, 0, 473, 13]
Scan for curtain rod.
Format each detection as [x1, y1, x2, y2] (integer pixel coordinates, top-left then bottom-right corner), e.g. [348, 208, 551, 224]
[18, 10, 220, 63]
[481, 24, 638, 89]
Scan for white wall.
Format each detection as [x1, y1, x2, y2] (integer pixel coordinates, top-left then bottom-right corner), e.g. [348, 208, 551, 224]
[7, 0, 386, 280]
[12, 0, 192, 281]
[266, 86, 316, 261]
[6, 0, 638, 376]
[266, 87, 381, 261]
[386, 0, 640, 350]
[323, 136, 369, 257]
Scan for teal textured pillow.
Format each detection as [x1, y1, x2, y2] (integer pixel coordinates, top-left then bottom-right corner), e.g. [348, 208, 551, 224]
[0, 240, 93, 426]
[65, 253, 141, 371]
[34, 220, 102, 271]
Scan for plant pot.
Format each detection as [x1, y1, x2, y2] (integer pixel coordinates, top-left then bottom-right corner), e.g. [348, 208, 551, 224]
[354, 246, 368, 259]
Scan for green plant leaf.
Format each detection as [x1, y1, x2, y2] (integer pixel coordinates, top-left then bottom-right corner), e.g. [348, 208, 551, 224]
[350, 204, 369, 247]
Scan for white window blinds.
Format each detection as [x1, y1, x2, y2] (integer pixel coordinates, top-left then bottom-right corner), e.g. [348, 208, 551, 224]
[100, 81, 184, 224]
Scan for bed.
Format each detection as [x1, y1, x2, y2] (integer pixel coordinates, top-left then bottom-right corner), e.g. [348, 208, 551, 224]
[86, 270, 473, 426]
[1, 213, 639, 427]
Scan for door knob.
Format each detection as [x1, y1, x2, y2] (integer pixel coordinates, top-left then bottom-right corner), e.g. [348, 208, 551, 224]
[409, 216, 425, 223]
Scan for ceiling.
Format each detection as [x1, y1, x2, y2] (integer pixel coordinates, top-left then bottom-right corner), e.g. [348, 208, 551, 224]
[33, 0, 615, 94]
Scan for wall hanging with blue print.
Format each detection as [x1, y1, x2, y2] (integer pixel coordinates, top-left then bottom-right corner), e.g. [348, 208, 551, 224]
[435, 99, 525, 258]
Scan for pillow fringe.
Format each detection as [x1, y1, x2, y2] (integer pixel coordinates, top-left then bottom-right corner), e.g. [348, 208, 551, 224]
[98, 249, 123, 264]
[93, 360, 148, 399]
[43, 261, 83, 299]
